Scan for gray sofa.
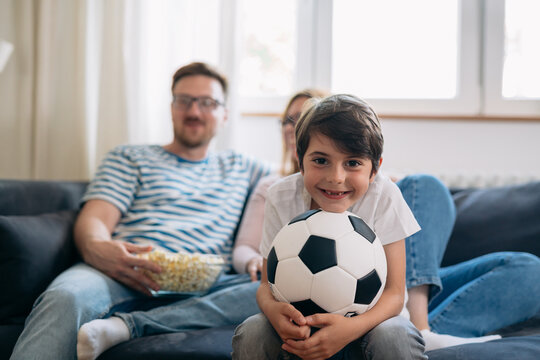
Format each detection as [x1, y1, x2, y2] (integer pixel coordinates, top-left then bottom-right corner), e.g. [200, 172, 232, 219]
[1, 179, 539, 360]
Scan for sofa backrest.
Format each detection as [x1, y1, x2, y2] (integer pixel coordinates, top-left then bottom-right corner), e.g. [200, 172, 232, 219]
[0, 180, 88, 216]
[443, 180, 540, 266]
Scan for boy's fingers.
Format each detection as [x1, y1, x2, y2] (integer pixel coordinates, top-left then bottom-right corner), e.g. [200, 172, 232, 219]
[288, 307, 307, 326]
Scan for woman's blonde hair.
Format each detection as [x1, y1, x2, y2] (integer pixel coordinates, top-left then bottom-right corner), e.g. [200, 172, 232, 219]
[280, 88, 329, 176]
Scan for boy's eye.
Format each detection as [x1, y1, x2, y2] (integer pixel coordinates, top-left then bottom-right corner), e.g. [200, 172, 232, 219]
[313, 158, 327, 165]
[346, 160, 362, 167]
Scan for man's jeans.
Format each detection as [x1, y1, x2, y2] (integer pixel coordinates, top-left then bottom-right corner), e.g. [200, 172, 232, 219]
[10, 264, 257, 360]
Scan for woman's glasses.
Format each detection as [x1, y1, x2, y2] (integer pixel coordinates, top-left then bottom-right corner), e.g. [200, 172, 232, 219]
[280, 113, 300, 127]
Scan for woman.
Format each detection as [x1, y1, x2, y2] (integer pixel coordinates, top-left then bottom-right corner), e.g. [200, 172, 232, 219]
[233, 89, 328, 278]
[232, 89, 540, 351]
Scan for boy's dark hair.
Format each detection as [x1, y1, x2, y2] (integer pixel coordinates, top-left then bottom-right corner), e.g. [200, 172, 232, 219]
[171, 62, 228, 96]
[295, 94, 384, 174]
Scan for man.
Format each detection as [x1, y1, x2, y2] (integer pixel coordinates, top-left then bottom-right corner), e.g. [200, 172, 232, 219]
[10, 62, 270, 360]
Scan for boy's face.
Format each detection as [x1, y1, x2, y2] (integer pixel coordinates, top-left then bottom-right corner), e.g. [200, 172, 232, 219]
[301, 133, 378, 213]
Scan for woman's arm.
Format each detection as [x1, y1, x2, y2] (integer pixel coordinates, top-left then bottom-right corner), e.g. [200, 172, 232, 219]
[233, 176, 278, 278]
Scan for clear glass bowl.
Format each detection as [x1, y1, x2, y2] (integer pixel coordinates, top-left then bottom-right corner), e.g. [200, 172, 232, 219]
[138, 251, 226, 297]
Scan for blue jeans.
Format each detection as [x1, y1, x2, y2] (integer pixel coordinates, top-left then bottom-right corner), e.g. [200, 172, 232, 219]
[10, 263, 258, 360]
[398, 174, 540, 337]
[116, 273, 259, 338]
[232, 313, 427, 360]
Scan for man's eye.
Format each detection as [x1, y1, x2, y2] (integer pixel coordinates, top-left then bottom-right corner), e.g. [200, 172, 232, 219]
[181, 98, 192, 105]
[200, 98, 216, 107]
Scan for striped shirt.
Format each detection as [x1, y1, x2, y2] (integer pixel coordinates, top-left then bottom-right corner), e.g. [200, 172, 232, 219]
[82, 145, 271, 266]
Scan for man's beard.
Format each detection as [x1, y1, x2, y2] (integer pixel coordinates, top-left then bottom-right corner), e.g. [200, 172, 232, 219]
[174, 123, 214, 148]
[174, 132, 209, 149]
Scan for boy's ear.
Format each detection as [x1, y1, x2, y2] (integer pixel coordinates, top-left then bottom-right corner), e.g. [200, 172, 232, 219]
[370, 157, 383, 182]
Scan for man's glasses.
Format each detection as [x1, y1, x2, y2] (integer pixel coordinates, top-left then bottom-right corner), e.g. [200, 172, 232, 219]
[280, 113, 301, 127]
[172, 94, 224, 112]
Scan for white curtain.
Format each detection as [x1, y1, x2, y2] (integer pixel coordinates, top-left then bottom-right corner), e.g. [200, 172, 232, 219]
[0, 0, 235, 180]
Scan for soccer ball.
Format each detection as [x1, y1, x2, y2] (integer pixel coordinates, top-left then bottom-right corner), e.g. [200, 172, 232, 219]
[267, 209, 387, 317]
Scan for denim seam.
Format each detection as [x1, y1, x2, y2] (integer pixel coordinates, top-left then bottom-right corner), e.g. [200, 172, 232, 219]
[95, 293, 143, 339]
[404, 176, 444, 299]
[95, 293, 140, 319]
[407, 275, 442, 289]
[115, 312, 138, 338]
[407, 177, 420, 283]
[429, 275, 484, 331]
[429, 263, 506, 335]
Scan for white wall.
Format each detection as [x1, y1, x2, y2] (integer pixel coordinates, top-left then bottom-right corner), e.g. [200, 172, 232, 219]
[233, 115, 540, 188]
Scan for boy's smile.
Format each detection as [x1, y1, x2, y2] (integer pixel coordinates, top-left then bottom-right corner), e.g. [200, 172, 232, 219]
[301, 133, 379, 213]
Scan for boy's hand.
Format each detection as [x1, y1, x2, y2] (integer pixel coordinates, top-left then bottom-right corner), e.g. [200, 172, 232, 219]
[282, 313, 360, 360]
[265, 301, 310, 342]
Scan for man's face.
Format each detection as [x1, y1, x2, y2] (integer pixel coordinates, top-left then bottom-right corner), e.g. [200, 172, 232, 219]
[301, 133, 377, 213]
[171, 75, 227, 150]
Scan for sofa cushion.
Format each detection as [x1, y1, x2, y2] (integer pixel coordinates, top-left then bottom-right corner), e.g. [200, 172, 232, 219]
[443, 181, 540, 266]
[0, 180, 88, 216]
[0, 210, 79, 321]
[98, 325, 236, 360]
[426, 335, 540, 360]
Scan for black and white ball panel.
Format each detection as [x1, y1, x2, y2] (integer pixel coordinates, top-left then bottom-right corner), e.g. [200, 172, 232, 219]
[268, 210, 387, 317]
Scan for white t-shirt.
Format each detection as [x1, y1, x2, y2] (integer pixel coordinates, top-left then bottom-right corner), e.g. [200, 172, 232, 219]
[260, 172, 420, 257]
[260, 172, 419, 318]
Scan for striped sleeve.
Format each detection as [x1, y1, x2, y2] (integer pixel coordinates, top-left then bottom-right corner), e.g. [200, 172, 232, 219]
[82, 146, 140, 214]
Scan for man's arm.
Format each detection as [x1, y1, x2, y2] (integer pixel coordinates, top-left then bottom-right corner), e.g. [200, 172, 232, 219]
[74, 199, 162, 295]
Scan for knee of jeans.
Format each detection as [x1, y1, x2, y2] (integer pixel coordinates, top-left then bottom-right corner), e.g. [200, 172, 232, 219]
[34, 286, 94, 318]
[234, 314, 269, 339]
[368, 317, 423, 350]
[507, 252, 540, 272]
[414, 174, 456, 217]
[233, 314, 278, 359]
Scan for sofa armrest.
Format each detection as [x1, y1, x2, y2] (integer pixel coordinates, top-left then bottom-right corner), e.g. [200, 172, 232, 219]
[0, 209, 80, 322]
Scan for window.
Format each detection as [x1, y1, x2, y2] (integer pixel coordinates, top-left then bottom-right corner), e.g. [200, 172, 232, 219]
[238, 0, 297, 97]
[237, 0, 540, 118]
[502, 0, 540, 99]
[236, 0, 297, 113]
[332, 0, 458, 100]
[484, 0, 540, 116]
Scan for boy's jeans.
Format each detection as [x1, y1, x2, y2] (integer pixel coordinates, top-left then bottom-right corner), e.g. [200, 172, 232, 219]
[232, 313, 427, 360]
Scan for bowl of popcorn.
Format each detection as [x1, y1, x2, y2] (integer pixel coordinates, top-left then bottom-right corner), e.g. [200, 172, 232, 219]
[137, 250, 226, 296]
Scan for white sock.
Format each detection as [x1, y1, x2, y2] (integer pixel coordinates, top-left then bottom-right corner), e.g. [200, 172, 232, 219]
[77, 317, 130, 360]
[420, 329, 501, 352]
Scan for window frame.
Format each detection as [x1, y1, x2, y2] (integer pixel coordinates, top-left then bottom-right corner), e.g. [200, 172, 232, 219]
[237, 0, 540, 119]
[483, 0, 540, 116]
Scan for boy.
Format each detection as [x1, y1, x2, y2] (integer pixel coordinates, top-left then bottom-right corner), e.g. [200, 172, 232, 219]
[232, 94, 426, 359]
